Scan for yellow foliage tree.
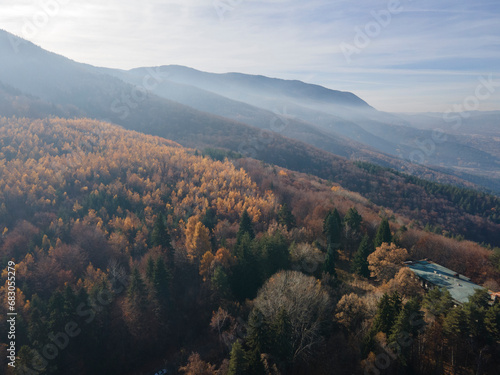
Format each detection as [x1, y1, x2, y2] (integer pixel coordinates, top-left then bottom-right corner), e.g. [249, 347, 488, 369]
[199, 251, 215, 282]
[367, 243, 408, 282]
[185, 217, 211, 262]
[199, 248, 236, 282]
[385, 267, 422, 298]
[213, 247, 237, 269]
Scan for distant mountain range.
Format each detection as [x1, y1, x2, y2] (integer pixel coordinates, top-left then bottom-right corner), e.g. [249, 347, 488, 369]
[0, 29, 499, 194]
[111, 66, 500, 193]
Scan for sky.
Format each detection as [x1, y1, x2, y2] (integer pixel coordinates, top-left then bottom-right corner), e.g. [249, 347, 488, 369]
[0, 0, 499, 112]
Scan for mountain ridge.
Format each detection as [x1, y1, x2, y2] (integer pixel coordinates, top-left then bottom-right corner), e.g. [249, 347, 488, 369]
[118, 63, 500, 193]
[1, 28, 499, 221]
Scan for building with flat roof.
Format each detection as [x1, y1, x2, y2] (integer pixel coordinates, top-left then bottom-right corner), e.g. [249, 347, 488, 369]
[405, 260, 486, 305]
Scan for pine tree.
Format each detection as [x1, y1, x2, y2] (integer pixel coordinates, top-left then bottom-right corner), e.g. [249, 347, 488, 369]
[259, 232, 289, 279]
[153, 258, 171, 304]
[370, 292, 402, 336]
[485, 303, 500, 344]
[467, 288, 491, 309]
[323, 243, 337, 277]
[271, 309, 293, 363]
[371, 293, 391, 335]
[228, 341, 248, 375]
[423, 287, 454, 318]
[277, 203, 296, 230]
[48, 291, 66, 333]
[237, 210, 255, 244]
[63, 284, 77, 316]
[444, 305, 467, 338]
[463, 289, 490, 338]
[344, 207, 362, 232]
[201, 207, 218, 232]
[343, 207, 363, 260]
[374, 218, 392, 247]
[245, 348, 266, 375]
[390, 291, 403, 318]
[323, 208, 342, 248]
[389, 297, 423, 342]
[351, 234, 373, 277]
[232, 233, 261, 300]
[127, 268, 147, 312]
[146, 256, 155, 282]
[388, 298, 423, 366]
[28, 295, 48, 347]
[443, 305, 468, 372]
[76, 287, 89, 312]
[246, 309, 270, 354]
[211, 266, 231, 299]
[16, 346, 48, 375]
[46, 290, 70, 369]
[151, 213, 172, 249]
[84, 281, 112, 368]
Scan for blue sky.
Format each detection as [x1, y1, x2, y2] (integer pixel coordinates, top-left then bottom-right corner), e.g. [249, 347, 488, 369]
[0, 0, 499, 112]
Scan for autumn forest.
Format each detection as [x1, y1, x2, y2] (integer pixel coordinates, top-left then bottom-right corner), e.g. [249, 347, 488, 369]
[0, 117, 498, 375]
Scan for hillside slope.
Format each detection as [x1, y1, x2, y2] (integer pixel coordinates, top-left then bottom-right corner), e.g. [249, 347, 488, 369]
[124, 64, 500, 193]
[0, 117, 498, 375]
[0, 30, 389, 166]
[1, 31, 500, 246]
[2, 29, 487, 193]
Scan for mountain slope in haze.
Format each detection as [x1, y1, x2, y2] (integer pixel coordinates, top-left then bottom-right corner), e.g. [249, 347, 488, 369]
[396, 111, 500, 157]
[0, 81, 82, 118]
[128, 64, 371, 109]
[1, 30, 341, 159]
[3, 28, 496, 195]
[128, 64, 500, 193]
[392, 111, 500, 191]
[0, 29, 385, 164]
[105, 66, 400, 164]
[110, 66, 500, 193]
[119, 65, 399, 153]
[0, 29, 475, 186]
[2, 29, 500, 245]
[397, 111, 500, 135]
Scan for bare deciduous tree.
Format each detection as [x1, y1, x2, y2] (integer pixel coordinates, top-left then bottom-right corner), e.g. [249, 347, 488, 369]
[254, 270, 332, 362]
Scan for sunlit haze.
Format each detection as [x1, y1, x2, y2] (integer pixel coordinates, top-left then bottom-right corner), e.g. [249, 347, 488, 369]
[1, 0, 499, 112]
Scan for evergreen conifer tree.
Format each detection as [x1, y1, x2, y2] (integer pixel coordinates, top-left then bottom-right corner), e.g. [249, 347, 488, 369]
[351, 234, 373, 277]
[375, 218, 392, 247]
[146, 256, 155, 282]
[153, 258, 170, 303]
[323, 243, 338, 277]
[228, 341, 248, 375]
[277, 203, 296, 230]
[245, 348, 266, 375]
[237, 210, 255, 244]
[323, 209, 342, 248]
[271, 309, 293, 363]
[246, 309, 270, 354]
[151, 213, 171, 248]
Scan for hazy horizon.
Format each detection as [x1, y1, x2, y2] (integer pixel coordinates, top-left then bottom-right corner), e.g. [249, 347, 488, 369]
[1, 0, 499, 112]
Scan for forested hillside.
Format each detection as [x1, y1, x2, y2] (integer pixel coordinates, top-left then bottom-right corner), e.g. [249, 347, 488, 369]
[1, 117, 499, 375]
[3, 30, 500, 249]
